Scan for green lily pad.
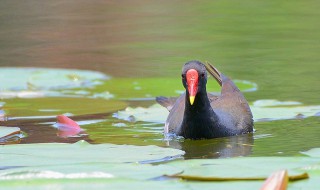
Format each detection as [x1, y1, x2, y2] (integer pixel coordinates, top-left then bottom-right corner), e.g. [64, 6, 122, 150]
[0, 126, 20, 138]
[164, 156, 320, 190]
[251, 100, 320, 121]
[301, 148, 320, 158]
[93, 78, 257, 99]
[0, 163, 181, 181]
[1, 141, 320, 190]
[0, 67, 109, 99]
[115, 104, 166, 123]
[166, 157, 315, 178]
[0, 112, 5, 121]
[0, 67, 109, 91]
[0, 179, 187, 190]
[3, 97, 127, 117]
[0, 126, 23, 144]
[0, 140, 184, 165]
[0, 141, 185, 189]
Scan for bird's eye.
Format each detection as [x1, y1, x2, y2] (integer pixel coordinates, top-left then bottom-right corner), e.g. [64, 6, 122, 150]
[181, 74, 185, 79]
[201, 73, 205, 78]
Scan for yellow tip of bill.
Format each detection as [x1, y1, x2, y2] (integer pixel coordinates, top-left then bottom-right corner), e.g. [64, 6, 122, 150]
[189, 96, 195, 105]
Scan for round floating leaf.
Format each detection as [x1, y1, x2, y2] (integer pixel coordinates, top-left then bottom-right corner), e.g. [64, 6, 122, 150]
[114, 104, 167, 123]
[0, 179, 187, 190]
[0, 127, 23, 144]
[166, 157, 315, 178]
[0, 163, 181, 181]
[251, 100, 320, 121]
[165, 157, 320, 189]
[1, 145, 319, 190]
[0, 141, 185, 189]
[0, 127, 20, 138]
[301, 148, 320, 158]
[0, 67, 109, 91]
[0, 140, 184, 165]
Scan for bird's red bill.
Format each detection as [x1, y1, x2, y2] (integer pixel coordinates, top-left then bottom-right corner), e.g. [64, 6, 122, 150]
[186, 69, 198, 105]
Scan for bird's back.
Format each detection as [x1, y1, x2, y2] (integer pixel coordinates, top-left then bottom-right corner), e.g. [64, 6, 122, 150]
[210, 74, 253, 133]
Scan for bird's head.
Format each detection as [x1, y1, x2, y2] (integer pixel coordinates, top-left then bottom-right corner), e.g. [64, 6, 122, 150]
[181, 61, 207, 105]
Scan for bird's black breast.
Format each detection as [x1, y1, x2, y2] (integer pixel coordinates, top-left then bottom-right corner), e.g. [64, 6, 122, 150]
[178, 107, 237, 139]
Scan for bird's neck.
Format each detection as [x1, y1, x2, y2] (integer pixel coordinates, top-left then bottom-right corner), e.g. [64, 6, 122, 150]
[180, 89, 219, 139]
[185, 89, 211, 111]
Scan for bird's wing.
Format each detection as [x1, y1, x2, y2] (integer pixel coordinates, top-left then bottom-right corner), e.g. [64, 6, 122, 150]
[205, 61, 253, 132]
[163, 93, 185, 134]
[155, 96, 178, 112]
[211, 74, 253, 132]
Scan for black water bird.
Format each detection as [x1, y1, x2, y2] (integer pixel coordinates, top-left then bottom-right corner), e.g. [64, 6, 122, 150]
[156, 61, 253, 139]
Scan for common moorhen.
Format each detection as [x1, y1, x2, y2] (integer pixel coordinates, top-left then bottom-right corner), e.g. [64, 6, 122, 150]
[156, 61, 253, 139]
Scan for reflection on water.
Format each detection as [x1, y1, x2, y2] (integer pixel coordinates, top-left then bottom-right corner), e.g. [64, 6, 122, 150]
[0, 1, 320, 158]
[168, 134, 254, 159]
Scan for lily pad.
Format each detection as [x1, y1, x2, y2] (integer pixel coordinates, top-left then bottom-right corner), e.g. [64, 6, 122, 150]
[251, 99, 320, 121]
[94, 78, 257, 99]
[0, 126, 23, 144]
[0, 140, 184, 181]
[0, 109, 5, 121]
[0, 163, 181, 181]
[0, 179, 187, 190]
[1, 141, 320, 190]
[166, 157, 315, 178]
[0, 140, 184, 165]
[164, 156, 320, 190]
[0, 67, 109, 99]
[0, 126, 20, 138]
[0, 67, 109, 91]
[0, 141, 185, 189]
[114, 104, 166, 123]
[301, 148, 320, 158]
[3, 97, 127, 117]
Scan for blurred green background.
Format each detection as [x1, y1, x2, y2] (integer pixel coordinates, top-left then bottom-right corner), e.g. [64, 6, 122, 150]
[1, 0, 319, 104]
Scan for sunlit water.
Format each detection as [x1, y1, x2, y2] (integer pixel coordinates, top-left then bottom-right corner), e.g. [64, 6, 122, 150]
[0, 1, 319, 159]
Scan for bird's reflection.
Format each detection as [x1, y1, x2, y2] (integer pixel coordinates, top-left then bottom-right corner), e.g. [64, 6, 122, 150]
[167, 133, 254, 159]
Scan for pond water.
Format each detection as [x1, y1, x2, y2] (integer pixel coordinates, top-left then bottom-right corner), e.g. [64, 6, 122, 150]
[1, 1, 320, 161]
